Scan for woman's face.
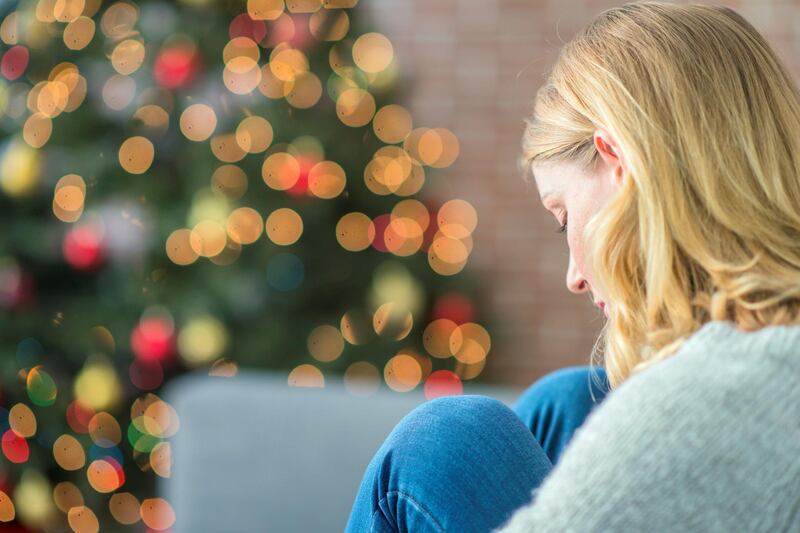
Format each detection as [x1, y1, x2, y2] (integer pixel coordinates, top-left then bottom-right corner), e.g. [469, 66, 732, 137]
[531, 129, 626, 318]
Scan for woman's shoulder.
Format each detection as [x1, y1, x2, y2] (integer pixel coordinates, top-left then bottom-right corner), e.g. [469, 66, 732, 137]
[626, 319, 800, 396]
[494, 320, 800, 533]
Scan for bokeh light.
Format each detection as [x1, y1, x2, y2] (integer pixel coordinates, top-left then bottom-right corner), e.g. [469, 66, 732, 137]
[287, 364, 325, 387]
[9, 402, 36, 438]
[307, 325, 344, 362]
[68, 505, 100, 533]
[180, 103, 217, 141]
[0, 490, 14, 522]
[265, 207, 303, 245]
[353, 32, 393, 73]
[53, 481, 83, 514]
[109, 492, 141, 525]
[53, 434, 86, 471]
[118, 136, 155, 174]
[140, 497, 176, 530]
[384, 351, 422, 392]
[336, 212, 375, 251]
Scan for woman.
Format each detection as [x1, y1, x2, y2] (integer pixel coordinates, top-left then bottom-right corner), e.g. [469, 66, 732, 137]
[346, 2, 800, 531]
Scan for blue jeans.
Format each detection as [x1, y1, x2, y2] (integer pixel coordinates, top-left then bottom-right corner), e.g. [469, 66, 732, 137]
[344, 365, 610, 532]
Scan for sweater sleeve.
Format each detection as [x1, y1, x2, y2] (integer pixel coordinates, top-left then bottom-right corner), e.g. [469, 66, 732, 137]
[492, 337, 800, 533]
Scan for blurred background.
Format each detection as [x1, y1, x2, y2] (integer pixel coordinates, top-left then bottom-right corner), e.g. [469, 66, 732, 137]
[1, 0, 797, 531]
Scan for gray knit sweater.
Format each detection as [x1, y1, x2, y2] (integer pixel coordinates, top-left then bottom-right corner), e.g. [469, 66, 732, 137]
[495, 320, 800, 532]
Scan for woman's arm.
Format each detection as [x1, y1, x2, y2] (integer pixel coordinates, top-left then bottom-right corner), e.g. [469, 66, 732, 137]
[493, 335, 800, 533]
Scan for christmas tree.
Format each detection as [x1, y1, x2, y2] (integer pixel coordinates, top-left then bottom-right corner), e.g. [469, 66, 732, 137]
[0, 0, 492, 530]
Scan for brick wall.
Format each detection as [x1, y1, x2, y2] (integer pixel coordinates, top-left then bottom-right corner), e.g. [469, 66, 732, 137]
[361, 0, 800, 386]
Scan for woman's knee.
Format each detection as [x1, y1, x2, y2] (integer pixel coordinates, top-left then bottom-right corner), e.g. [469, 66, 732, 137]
[376, 394, 552, 503]
[356, 395, 553, 532]
[386, 394, 516, 450]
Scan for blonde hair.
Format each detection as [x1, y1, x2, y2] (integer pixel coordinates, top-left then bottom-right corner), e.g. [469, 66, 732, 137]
[520, 1, 800, 389]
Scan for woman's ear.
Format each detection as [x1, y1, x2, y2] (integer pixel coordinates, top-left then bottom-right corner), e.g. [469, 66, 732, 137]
[593, 128, 627, 187]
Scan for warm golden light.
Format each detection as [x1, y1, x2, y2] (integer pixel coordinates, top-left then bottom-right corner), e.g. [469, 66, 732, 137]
[118, 136, 155, 174]
[449, 322, 491, 364]
[140, 498, 176, 530]
[53, 481, 83, 514]
[287, 364, 325, 387]
[372, 302, 413, 340]
[353, 32, 393, 73]
[437, 198, 477, 239]
[53, 434, 86, 471]
[373, 104, 412, 144]
[309, 8, 349, 41]
[68, 506, 100, 533]
[423, 319, 458, 358]
[308, 160, 346, 199]
[88, 412, 122, 446]
[63, 16, 95, 50]
[248, 0, 284, 20]
[265, 207, 303, 245]
[180, 104, 217, 142]
[109, 492, 140, 525]
[150, 441, 172, 478]
[9, 402, 36, 438]
[111, 39, 146, 75]
[166, 228, 199, 266]
[22, 112, 52, 148]
[285, 71, 323, 108]
[335, 212, 375, 251]
[87, 459, 122, 493]
[0, 490, 12, 522]
[384, 352, 422, 392]
[262, 152, 300, 190]
[336, 87, 375, 127]
[235, 116, 273, 153]
[307, 324, 344, 362]
[189, 220, 228, 257]
[211, 164, 248, 199]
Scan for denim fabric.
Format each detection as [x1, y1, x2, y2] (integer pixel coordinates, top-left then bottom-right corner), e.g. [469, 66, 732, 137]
[511, 365, 610, 466]
[344, 365, 610, 533]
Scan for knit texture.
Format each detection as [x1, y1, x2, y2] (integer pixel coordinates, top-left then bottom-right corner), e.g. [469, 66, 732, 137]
[494, 320, 800, 532]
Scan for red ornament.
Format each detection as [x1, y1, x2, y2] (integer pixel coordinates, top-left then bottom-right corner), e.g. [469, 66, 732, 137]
[286, 14, 313, 50]
[263, 13, 296, 49]
[424, 370, 463, 400]
[63, 225, 104, 271]
[431, 293, 476, 325]
[130, 317, 174, 363]
[285, 157, 314, 197]
[1, 45, 29, 81]
[370, 214, 391, 253]
[154, 44, 200, 90]
[1, 429, 29, 463]
[229, 13, 267, 43]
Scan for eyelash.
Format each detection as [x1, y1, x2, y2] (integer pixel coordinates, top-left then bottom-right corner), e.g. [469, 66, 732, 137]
[556, 215, 568, 234]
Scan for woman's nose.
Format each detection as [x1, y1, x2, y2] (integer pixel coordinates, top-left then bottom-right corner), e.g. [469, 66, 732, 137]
[565, 253, 590, 295]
